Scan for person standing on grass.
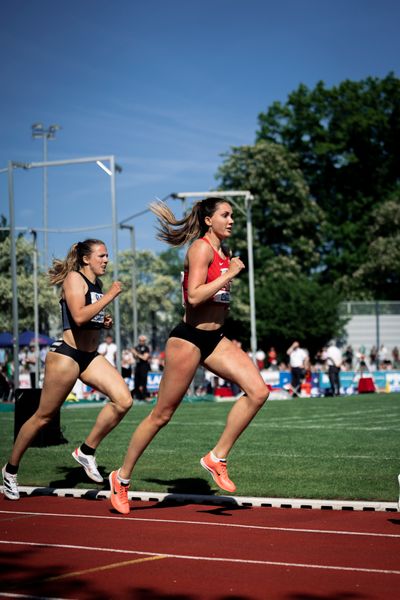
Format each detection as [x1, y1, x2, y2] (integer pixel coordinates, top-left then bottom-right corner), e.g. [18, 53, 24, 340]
[109, 197, 269, 514]
[2, 239, 133, 501]
[325, 340, 343, 396]
[132, 335, 151, 401]
[287, 340, 308, 397]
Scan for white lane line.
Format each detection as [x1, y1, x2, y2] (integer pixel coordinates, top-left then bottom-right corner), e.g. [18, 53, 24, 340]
[0, 509, 399, 538]
[1, 539, 399, 576]
[0, 593, 76, 600]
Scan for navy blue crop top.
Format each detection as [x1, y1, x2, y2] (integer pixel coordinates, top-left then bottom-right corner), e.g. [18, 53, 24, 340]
[60, 271, 105, 330]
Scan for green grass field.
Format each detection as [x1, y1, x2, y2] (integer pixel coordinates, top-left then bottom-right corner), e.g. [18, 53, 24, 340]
[1, 393, 399, 502]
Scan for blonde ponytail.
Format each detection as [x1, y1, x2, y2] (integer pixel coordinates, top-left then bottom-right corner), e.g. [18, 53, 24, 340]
[149, 196, 229, 247]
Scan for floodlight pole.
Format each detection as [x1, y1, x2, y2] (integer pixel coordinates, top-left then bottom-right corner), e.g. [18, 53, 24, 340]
[120, 224, 137, 345]
[8, 162, 20, 389]
[118, 203, 169, 347]
[31, 123, 61, 268]
[31, 230, 40, 386]
[174, 191, 257, 360]
[109, 156, 121, 370]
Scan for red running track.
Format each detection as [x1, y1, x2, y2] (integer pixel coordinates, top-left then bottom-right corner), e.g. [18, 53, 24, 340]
[0, 494, 399, 600]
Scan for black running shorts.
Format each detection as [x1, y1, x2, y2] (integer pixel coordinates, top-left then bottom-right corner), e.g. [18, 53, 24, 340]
[49, 340, 99, 374]
[168, 321, 225, 361]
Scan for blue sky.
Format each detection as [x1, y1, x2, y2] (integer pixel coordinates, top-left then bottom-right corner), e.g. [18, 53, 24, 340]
[1, 0, 399, 264]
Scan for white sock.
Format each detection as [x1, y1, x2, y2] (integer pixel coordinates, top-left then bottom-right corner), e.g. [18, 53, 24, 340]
[210, 451, 226, 463]
[117, 469, 130, 485]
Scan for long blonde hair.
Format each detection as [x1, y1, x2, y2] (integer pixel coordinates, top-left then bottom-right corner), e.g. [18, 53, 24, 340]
[48, 239, 105, 286]
[149, 197, 230, 247]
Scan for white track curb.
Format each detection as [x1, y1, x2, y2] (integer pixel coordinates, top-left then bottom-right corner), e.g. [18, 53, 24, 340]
[8, 486, 398, 512]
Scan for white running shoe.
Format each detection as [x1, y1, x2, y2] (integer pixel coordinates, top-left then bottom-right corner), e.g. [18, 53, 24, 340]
[72, 447, 104, 483]
[2, 465, 20, 500]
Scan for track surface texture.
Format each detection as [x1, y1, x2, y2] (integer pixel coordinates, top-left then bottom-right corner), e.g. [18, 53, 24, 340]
[1, 493, 400, 600]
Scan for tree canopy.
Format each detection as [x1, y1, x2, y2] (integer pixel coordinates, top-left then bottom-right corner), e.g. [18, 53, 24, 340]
[256, 73, 400, 294]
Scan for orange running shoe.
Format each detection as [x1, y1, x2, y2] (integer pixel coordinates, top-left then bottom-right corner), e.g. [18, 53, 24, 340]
[109, 470, 130, 514]
[200, 452, 236, 493]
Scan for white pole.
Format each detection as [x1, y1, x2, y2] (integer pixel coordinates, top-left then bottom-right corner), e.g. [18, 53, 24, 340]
[130, 226, 137, 345]
[43, 136, 48, 268]
[8, 162, 19, 391]
[32, 230, 40, 387]
[110, 156, 121, 370]
[245, 194, 257, 360]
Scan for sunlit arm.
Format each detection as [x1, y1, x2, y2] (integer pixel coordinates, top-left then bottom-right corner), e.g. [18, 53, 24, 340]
[186, 241, 242, 308]
[63, 272, 120, 327]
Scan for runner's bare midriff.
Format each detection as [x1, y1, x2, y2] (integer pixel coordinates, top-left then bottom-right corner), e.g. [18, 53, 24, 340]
[184, 303, 229, 330]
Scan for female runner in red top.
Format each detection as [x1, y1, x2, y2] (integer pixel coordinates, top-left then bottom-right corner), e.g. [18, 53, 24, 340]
[109, 197, 269, 514]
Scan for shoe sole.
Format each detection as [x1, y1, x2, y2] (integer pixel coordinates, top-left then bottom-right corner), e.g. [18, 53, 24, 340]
[200, 458, 236, 493]
[109, 472, 130, 514]
[2, 488, 19, 500]
[71, 450, 104, 483]
[2, 468, 20, 500]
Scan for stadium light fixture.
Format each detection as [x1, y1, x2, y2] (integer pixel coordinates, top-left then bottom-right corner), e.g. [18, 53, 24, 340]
[31, 122, 62, 267]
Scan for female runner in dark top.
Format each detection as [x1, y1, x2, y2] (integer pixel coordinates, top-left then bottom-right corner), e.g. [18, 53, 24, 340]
[2, 239, 132, 500]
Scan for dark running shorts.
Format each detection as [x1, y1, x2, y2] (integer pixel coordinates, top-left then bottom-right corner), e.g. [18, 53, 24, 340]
[168, 321, 225, 361]
[49, 340, 99, 374]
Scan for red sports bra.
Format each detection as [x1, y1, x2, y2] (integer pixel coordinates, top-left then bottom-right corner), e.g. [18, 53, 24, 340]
[182, 237, 231, 305]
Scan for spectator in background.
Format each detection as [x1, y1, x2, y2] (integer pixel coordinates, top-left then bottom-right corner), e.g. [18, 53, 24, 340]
[255, 348, 266, 370]
[369, 346, 378, 370]
[355, 345, 369, 373]
[18, 347, 27, 372]
[132, 335, 151, 400]
[325, 340, 343, 396]
[392, 346, 400, 369]
[0, 347, 6, 368]
[98, 334, 117, 368]
[25, 345, 37, 388]
[313, 348, 326, 372]
[121, 348, 134, 380]
[40, 345, 49, 370]
[267, 346, 278, 369]
[287, 341, 309, 397]
[378, 344, 390, 369]
[158, 349, 166, 371]
[343, 345, 353, 370]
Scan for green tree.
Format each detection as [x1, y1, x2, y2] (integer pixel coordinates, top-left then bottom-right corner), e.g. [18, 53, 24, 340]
[256, 73, 400, 293]
[0, 225, 59, 333]
[255, 266, 346, 360]
[217, 141, 325, 274]
[340, 195, 400, 300]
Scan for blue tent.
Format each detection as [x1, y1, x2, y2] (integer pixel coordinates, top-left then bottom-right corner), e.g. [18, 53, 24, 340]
[18, 331, 54, 347]
[0, 332, 13, 347]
